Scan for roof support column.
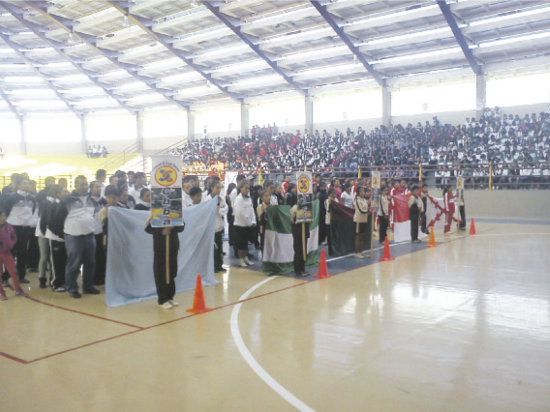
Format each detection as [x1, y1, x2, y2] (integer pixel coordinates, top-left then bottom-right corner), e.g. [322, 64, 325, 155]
[19, 116, 26, 155]
[80, 114, 88, 155]
[476, 73, 486, 119]
[241, 103, 249, 138]
[305, 94, 313, 136]
[382, 83, 392, 127]
[187, 110, 195, 141]
[136, 111, 144, 153]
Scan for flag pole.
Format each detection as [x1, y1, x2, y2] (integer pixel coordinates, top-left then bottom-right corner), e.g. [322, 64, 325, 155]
[302, 223, 306, 264]
[165, 231, 170, 285]
[370, 211, 375, 258]
[488, 161, 493, 191]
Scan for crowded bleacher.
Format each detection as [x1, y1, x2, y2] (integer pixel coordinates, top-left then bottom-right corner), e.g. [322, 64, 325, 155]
[170, 107, 550, 188]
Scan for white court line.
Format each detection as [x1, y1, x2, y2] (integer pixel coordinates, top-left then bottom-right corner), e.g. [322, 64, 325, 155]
[325, 240, 410, 262]
[230, 277, 315, 412]
[473, 232, 550, 237]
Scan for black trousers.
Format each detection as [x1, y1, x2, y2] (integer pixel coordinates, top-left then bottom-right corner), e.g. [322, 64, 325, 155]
[27, 232, 39, 269]
[50, 240, 66, 288]
[214, 230, 224, 271]
[459, 205, 466, 229]
[292, 223, 309, 274]
[410, 212, 419, 241]
[420, 212, 427, 234]
[94, 234, 106, 285]
[13, 225, 34, 281]
[152, 236, 178, 305]
[379, 215, 389, 243]
[326, 224, 333, 256]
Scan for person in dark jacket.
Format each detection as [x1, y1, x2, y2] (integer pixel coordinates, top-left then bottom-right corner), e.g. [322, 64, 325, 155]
[284, 183, 297, 207]
[134, 188, 151, 211]
[145, 220, 185, 310]
[50, 176, 99, 299]
[3, 176, 36, 284]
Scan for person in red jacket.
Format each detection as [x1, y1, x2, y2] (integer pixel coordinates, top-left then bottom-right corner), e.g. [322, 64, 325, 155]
[0, 209, 28, 299]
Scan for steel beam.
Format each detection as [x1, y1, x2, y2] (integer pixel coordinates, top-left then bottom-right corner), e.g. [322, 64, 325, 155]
[437, 0, 482, 75]
[109, 1, 242, 102]
[0, 32, 83, 116]
[310, 1, 384, 86]
[1, 1, 136, 114]
[23, 1, 191, 110]
[201, 1, 306, 95]
[0, 81, 23, 118]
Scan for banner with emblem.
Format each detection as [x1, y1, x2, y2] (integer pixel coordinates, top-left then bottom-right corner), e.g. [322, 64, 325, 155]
[150, 155, 184, 228]
[295, 171, 313, 223]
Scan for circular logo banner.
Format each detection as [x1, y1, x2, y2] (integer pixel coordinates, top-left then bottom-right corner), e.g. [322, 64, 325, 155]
[154, 166, 177, 187]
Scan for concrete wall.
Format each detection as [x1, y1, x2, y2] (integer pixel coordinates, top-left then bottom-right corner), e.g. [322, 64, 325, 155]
[464, 190, 550, 221]
[26, 141, 82, 156]
[426, 187, 550, 221]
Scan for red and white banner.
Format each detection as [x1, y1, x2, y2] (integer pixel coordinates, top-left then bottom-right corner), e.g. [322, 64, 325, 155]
[390, 194, 458, 242]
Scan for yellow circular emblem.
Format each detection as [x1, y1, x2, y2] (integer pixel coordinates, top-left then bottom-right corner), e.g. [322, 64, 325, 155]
[298, 176, 310, 194]
[154, 166, 177, 187]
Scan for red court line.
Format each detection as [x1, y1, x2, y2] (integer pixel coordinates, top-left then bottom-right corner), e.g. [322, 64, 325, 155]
[8, 280, 310, 365]
[26, 329, 143, 364]
[141, 280, 311, 331]
[0, 351, 28, 364]
[25, 296, 144, 330]
[6, 233, 481, 365]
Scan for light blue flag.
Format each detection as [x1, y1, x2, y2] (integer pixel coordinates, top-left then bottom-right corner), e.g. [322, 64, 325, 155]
[105, 198, 219, 307]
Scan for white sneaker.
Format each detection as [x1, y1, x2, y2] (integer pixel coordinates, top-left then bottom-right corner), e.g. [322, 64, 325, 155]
[159, 301, 173, 310]
[239, 258, 247, 267]
[170, 300, 179, 307]
[244, 256, 253, 266]
[354, 253, 366, 259]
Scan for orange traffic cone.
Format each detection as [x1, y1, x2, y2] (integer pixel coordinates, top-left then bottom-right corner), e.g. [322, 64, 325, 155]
[427, 227, 436, 248]
[314, 248, 331, 279]
[469, 218, 476, 235]
[379, 237, 394, 261]
[186, 274, 212, 314]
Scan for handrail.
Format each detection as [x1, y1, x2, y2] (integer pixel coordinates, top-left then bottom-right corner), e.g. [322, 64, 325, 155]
[102, 141, 140, 172]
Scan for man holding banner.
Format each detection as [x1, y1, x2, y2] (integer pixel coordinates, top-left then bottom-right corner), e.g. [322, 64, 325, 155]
[292, 171, 313, 276]
[145, 156, 185, 310]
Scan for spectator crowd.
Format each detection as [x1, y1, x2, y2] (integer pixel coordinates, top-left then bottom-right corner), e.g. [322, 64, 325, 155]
[170, 108, 550, 188]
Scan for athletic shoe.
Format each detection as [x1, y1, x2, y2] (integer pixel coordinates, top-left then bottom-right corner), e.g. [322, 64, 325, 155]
[15, 288, 29, 297]
[69, 291, 82, 299]
[244, 256, 253, 266]
[39, 278, 47, 289]
[19, 278, 30, 284]
[55, 286, 66, 293]
[2, 280, 9, 288]
[169, 300, 179, 307]
[0, 293, 7, 300]
[354, 253, 366, 258]
[159, 301, 173, 310]
[83, 287, 100, 295]
[239, 259, 247, 268]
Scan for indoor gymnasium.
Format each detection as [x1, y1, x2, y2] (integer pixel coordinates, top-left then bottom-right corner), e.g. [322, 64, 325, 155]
[0, 1, 549, 411]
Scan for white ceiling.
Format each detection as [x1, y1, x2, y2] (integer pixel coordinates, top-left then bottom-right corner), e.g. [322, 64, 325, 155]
[0, 0, 548, 116]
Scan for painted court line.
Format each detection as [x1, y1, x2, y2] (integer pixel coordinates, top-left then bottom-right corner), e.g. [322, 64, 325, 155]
[0, 351, 28, 365]
[230, 276, 315, 412]
[25, 296, 144, 330]
[325, 240, 410, 262]
[4, 234, 485, 366]
[2, 279, 310, 365]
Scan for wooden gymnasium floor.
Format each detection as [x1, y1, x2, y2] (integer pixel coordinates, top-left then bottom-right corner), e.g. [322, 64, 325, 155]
[1, 221, 549, 412]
